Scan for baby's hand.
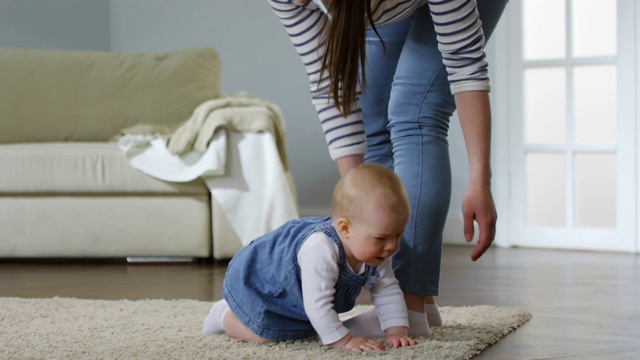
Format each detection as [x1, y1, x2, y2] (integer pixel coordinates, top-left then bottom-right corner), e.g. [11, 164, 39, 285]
[384, 326, 418, 348]
[330, 333, 385, 352]
[385, 333, 418, 349]
[344, 335, 385, 352]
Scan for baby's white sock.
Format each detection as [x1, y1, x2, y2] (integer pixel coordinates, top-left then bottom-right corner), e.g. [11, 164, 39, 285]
[203, 299, 230, 335]
[407, 309, 430, 336]
[342, 308, 386, 338]
[424, 303, 443, 327]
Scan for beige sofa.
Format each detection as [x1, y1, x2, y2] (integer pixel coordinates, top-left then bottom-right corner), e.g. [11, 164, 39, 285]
[0, 47, 227, 259]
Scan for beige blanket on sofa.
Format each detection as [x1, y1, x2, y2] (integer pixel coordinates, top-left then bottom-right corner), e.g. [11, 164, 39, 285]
[117, 94, 299, 258]
[167, 94, 290, 171]
[121, 94, 290, 171]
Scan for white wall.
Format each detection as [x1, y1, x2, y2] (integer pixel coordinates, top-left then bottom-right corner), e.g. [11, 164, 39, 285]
[0, 0, 110, 51]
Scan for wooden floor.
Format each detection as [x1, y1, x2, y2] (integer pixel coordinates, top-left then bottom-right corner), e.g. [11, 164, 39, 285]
[1, 245, 639, 360]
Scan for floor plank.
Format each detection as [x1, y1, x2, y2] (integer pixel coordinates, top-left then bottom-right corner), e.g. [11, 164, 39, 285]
[1, 245, 638, 359]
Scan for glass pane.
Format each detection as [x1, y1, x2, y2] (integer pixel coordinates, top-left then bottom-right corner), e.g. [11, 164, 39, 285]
[574, 153, 616, 228]
[523, 0, 566, 60]
[572, 0, 617, 57]
[574, 65, 617, 143]
[524, 68, 566, 144]
[526, 153, 566, 227]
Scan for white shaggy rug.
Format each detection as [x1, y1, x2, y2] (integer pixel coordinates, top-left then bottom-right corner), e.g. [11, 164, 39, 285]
[0, 297, 531, 359]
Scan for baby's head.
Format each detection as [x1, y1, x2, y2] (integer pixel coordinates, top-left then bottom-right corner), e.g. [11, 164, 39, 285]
[331, 163, 410, 265]
[332, 163, 409, 221]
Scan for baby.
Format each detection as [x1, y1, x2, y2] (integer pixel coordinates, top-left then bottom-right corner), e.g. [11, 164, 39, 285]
[203, 163, 418, 351]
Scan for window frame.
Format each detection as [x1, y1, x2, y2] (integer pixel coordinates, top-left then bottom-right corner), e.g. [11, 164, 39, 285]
[490, 0, 638, 252]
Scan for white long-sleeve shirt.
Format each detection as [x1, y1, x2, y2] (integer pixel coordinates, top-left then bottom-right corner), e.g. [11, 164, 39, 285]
[268, 0, 489, 160]
[297, 232, 408, 345]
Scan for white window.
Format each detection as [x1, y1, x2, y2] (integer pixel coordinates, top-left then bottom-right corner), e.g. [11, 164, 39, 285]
[491, 0, 638, 252]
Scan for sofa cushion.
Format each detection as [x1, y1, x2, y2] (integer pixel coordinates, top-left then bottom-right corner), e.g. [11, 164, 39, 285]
[0, 47, 220, 143]
[0, 143, 208, 194]
[0, 196, 211, 257]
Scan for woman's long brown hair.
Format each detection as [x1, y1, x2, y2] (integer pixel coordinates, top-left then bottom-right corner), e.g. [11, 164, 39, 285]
[320, 0, 384, 117]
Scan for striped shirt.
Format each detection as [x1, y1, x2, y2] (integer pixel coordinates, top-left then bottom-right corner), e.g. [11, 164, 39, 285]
[268, 0, 489, 160]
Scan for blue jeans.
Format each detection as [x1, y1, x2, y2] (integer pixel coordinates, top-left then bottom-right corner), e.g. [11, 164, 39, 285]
[360, 1, 508, 296]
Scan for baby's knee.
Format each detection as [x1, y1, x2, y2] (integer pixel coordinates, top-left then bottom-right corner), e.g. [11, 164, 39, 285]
[224, 311, 275, 344]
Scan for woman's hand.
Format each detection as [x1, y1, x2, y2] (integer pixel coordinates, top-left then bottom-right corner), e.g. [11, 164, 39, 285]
[462, 182, 497, 261]
[330, 333, 385, 352]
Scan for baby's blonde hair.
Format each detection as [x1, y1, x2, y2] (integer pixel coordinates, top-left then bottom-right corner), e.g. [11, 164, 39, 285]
[331, 163, 409, 221]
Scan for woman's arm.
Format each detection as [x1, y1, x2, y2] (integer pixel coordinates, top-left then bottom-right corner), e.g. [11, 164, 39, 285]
[267, 0, 368, 162]
[427, 0, 497, 260]
[336, 154, 363, 177]
[454, 90, 497, 261]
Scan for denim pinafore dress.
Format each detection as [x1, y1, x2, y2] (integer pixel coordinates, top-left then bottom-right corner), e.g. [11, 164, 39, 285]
[222, 217, 379, 341]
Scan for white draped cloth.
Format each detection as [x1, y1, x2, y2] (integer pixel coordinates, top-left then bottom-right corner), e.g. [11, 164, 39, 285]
[117, 95, 299, 257]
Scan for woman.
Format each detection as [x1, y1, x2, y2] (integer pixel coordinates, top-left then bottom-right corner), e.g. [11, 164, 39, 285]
[268, 0, 508, 334]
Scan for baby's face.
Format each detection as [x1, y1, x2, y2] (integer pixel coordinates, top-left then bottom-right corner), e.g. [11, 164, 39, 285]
[345, 200, 407, 266]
